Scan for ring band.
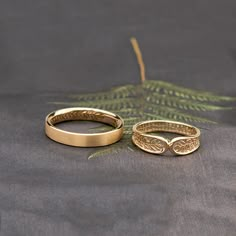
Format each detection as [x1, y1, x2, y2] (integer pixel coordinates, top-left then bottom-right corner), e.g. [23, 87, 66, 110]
[132, 120, 200, 155]
[45, 107, 124, 147]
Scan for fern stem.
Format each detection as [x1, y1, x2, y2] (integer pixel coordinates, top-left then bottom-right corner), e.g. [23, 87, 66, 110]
[130, 37, 146, 83]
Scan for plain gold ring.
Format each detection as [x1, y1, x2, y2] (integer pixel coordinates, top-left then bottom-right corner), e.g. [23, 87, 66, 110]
[45, 107, 124, 147]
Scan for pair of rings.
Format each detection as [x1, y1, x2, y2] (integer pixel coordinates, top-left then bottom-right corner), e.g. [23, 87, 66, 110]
[45, 108, 200, 155]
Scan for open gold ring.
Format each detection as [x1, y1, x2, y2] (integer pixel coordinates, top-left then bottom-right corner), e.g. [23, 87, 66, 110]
[132, 120, 200, 155]
[45, 107, 124, 147]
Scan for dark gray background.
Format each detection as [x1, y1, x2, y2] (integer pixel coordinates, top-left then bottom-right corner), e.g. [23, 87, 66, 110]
[0, 1, 236, 235]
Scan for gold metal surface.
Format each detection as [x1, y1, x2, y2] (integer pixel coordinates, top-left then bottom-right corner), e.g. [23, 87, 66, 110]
[132, 120, 200, 155]
[45, 108, 124, 147]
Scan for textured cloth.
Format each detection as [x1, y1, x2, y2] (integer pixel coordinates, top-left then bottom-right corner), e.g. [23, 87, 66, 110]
[0, 1, 236, 235]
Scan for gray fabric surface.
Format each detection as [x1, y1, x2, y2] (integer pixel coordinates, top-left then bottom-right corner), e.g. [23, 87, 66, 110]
[0, 1, 236, 235]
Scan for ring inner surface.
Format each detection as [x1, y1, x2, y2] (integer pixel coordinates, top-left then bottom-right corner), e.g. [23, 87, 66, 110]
[136, 121, 197, 136]
[49, 110, 121, 128]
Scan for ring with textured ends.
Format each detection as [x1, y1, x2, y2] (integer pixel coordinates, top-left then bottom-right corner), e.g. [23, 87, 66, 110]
[45, 107, 124, 147]
[132, 120, 201, 155]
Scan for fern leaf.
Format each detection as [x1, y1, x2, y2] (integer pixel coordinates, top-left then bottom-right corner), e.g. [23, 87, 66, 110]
[147, 94, 232, 111]
[146, 106, 216, 123]
[112, 108, 142, 117]
[70, 85, 137, 101]
[124, 117, 142, 123]
[88, 142, 133, 159]
[144, 80, 236, 102]
[124, 131, 133, 135]
[88, 146, 122, 159]
[51, 98, 139, 111]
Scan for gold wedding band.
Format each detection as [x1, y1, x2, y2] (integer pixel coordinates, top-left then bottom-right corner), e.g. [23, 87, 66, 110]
[45, 107, 124, 147]
[132, 120, 200, 155]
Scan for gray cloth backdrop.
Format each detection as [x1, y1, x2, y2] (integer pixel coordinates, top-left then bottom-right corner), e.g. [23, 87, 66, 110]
[0, 1, 236, 235]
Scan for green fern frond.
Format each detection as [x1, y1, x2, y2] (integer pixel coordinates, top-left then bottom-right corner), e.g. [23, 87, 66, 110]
[144, 80, 236, 102]
[70, 85, 136, 101]
[113, 108, 142, 117]
[147, 94, 232, 111]
[51, 98, 139, 110]
[123, 117, 142, 123]
[88, 142, 134, 159]
[88, 146, 122, 159]
[146, 106, 217, 123]
[123, 131, 133, 135]
[73, 97, 137, 108]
